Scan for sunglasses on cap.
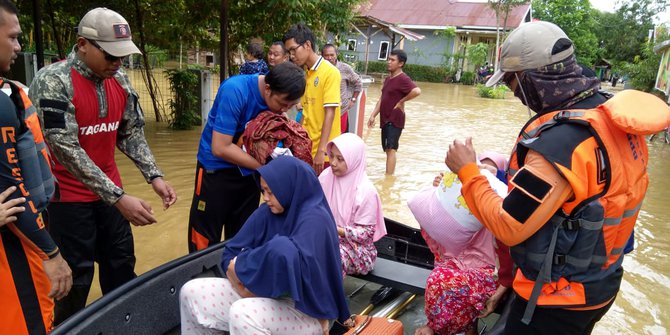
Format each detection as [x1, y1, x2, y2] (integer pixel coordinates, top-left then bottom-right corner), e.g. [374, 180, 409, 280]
[86, 38, 124, 62]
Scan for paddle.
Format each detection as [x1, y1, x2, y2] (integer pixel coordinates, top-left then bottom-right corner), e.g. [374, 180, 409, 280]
[360, 286, 402, 315]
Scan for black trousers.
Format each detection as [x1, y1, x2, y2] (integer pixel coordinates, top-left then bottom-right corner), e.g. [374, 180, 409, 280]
[46, 201, 136, 325]
[503, 294, 616, 335]
[187, 162, 260, 253]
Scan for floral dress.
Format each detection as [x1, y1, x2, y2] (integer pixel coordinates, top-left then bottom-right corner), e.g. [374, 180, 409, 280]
[339, 224, 377, 277]
[422, 230, 497, 335]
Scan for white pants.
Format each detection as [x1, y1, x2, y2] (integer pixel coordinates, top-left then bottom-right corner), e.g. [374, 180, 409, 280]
[180, 277, 323, 335]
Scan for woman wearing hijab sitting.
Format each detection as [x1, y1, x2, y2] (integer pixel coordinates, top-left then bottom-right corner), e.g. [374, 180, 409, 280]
[180, 156, 350, 335]
[319, 133, 386, 276]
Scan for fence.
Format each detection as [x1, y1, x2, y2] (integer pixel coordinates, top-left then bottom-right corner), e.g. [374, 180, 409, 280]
[126, 53, 221, 124]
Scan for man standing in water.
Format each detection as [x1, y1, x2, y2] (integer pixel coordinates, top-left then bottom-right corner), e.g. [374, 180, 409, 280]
[29, 7, 177, 324]
[0, 1, 72, 333]
[367, 49, 421, 175]
[445, 21, 669, 334]
[284, 24, 341, 174]
[321, 44, 361, 133]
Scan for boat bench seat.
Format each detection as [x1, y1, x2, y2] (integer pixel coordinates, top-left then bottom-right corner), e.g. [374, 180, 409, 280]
[350, 257, 431, 295]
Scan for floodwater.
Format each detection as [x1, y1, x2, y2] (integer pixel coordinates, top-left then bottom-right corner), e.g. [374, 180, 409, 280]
[95, 81, 669, 334]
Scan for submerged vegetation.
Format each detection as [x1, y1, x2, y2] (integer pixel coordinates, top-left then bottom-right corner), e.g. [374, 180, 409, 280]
[476, 84, 510, 99]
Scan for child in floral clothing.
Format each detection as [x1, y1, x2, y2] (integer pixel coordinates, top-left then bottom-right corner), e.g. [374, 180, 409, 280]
[409, 152, 513, 335]
[319, 133, 386, 276]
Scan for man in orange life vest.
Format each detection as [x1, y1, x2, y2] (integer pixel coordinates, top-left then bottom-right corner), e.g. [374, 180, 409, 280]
[0, 1, 73, 334]
[29, 7, 177, 324]
[445, 22, 670, 334]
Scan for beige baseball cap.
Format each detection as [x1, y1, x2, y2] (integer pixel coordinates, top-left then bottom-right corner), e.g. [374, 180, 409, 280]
[77, 8, 141, 57]
[486, 21, 574, 87]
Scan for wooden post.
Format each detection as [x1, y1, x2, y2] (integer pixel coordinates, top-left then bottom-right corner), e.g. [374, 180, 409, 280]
[32, 0, 45, 69]
[220, 0, 229, 83]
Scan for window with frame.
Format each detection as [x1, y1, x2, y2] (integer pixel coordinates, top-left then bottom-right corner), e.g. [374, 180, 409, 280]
[378, 41, 390, 60]
[347, 39, 357, 51]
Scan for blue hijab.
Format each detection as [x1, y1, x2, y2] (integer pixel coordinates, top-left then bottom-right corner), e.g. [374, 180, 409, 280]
[221, 156, 350, 322]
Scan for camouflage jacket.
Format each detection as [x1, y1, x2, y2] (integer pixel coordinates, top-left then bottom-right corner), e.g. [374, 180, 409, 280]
[29, 48, 163, 205]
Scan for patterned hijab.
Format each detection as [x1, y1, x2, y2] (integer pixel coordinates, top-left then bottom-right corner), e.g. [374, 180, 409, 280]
[516, 55, 601, 114]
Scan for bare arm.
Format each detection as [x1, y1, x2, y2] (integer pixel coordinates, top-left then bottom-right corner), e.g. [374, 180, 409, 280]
[393, 87, 421, 111]
[313, 106, 336, 175]
[226, 257, 255, 298]
[211, 131, 262, 170]
[367, 99, 382, 128]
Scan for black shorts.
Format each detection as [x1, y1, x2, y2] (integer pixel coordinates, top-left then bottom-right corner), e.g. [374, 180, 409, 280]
[381, 122, 403, 150]
[503, 293, 616, 335]
[188, 162, 260, 252]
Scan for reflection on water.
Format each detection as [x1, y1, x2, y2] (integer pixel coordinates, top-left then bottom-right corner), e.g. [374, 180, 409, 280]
[101, 82, 668, 334]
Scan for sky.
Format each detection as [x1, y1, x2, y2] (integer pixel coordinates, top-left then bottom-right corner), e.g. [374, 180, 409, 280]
[589, 0, 670, 24]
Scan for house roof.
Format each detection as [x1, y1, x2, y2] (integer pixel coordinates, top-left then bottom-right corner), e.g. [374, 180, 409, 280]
[654, 39, 670, 54]
[357, 0, 531, 30]
[355, 16, 426, 41]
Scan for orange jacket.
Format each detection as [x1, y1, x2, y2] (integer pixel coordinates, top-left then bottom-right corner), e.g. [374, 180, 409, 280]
[0, 79, 57, 259]
[458, 90, 669, 323]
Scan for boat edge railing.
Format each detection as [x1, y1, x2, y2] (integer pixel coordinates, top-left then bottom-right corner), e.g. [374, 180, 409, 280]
[50, 242, 226, 335]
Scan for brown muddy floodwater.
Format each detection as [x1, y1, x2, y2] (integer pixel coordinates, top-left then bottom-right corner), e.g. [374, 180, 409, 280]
[95, 81, 669, 334]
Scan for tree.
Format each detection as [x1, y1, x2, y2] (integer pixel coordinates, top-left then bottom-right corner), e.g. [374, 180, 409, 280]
[622, 26, 669, 95]
[16, 0, 365, 120]
[532, 0, 599, 66]
[226, 0, 362, 76]
[592, 0, 668, 64]
[467, 42, 490, 70]
[488, 0, 527, 71]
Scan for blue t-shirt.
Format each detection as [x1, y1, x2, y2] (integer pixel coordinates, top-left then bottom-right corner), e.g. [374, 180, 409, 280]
[197, 74, 268, 173]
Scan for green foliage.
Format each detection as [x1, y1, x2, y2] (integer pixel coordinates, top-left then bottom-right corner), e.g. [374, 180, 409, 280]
[355, 61, 454, 83]
[467, 43, 490, 69]
[488, 1, 528, 42]
[403, 63, 452, 82]
[143, 45, 169, 68]
[591, 0, 665, 64]
[434, 26, 457, 39]
[460, 71, 475, 85]
[16, 1, 219, 57]
[532, 0, 599, 66]
[622, 42, 663, 93]
[476, 84, 509, 99]
[16, 0, 364, 74]
[356, 61, 386, 74]
[620, 27, 669, 95]
[166, 68, 201, 130]
[229, 0, 364, 74]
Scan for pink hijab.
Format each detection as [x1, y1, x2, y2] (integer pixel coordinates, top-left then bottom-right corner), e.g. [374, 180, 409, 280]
[479, 151, 508, 171]
[319, 133, 386, 241]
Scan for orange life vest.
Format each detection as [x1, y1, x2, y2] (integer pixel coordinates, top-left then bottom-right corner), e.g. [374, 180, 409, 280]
[0, 79, 55, 218]
[507, 90, 669, 323]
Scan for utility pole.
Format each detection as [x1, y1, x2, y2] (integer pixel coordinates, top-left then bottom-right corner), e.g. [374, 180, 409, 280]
[32, 0, 45, 69]
[220, 0, 229, 84]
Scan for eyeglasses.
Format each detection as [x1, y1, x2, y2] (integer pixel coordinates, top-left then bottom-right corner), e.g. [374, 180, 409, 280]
[86, 38, 124, 62]
[287, 43, 304, 56]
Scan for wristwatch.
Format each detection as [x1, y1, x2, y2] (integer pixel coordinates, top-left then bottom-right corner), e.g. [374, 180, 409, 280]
[352, 97, 357, 101]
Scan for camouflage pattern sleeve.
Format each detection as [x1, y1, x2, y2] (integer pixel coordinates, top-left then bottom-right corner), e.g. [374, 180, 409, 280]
[115, 72, 163, 182]
[29, 65, 125, 205]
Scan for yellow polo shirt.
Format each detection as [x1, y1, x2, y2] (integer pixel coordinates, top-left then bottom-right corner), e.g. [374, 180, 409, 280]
[302, 56, 341, 160]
